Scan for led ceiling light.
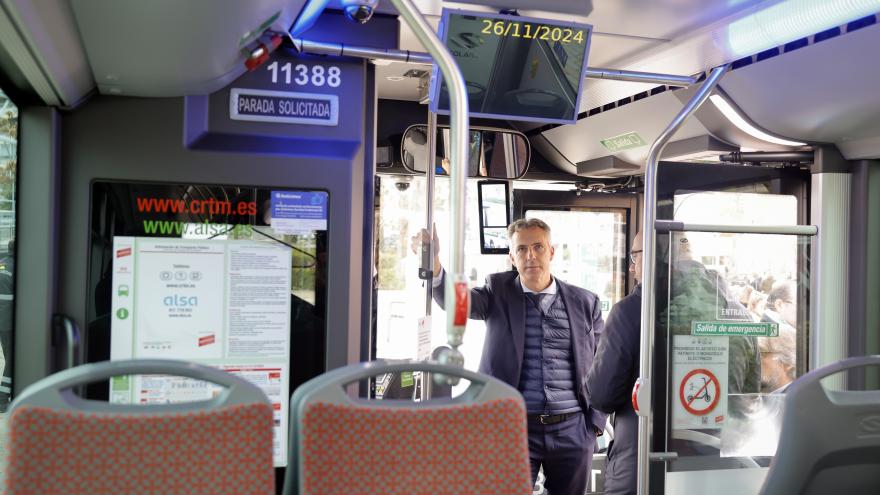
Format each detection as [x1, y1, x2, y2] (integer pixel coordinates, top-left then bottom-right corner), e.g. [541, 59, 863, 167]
[727, 0, 880, 57]
[709, 94, 807, 147]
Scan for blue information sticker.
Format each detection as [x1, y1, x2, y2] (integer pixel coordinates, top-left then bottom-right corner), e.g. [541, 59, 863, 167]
[270, 191, 328, 233]
[230, 88, 338, 126]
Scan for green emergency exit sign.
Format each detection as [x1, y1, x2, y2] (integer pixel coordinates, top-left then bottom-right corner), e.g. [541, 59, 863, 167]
[600, 132, 646, 152]
[691, 321, 779, 337]
[401, 371, 414, 388]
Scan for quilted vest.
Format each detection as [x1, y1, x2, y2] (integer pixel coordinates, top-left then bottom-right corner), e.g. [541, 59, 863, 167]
[517, 292, 580, 414]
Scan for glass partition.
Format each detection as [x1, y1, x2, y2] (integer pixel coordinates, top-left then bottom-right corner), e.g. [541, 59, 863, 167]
[663, 230, 811, 481]
[660, 189, 810, 492]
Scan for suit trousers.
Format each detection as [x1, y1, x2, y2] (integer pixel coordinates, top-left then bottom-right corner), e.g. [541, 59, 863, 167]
[528, 411, 595, 495]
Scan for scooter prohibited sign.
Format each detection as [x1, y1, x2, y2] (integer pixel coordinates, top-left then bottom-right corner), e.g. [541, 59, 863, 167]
[672, 335, 729, 429]
[679, 368, 720, 415]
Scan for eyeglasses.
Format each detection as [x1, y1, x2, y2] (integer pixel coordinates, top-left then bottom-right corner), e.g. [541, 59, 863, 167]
[514, 243, 547, 257]
[629, 250, 642, 264]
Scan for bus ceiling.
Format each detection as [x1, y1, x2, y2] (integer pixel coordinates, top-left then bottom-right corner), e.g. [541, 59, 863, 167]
[0, 1, 879, 166]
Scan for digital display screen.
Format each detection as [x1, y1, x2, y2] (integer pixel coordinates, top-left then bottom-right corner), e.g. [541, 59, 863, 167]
[478, 181, 511, 254]
[430, 10, 592, 124]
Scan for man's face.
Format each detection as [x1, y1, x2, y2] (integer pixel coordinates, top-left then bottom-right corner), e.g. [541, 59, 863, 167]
[630, 232, 643, 284]
[509, 227, 555, 290]
[760, 353, 794, 393]
[776, 298, 797, 327]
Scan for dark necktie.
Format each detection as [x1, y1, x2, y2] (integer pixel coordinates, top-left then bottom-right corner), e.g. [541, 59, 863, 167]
[526, 292, 547, 311]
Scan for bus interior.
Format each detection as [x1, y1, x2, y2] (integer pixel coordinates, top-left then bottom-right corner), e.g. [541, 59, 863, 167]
[0, 0, 879, 493]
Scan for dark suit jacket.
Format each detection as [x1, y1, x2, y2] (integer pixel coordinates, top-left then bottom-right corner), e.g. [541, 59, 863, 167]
[587, 284, 641, 495]
[436, 270, 607, 433]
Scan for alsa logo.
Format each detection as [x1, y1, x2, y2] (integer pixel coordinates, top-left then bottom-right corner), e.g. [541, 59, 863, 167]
[859, 415, 880, 434]
[117, 247, 132, 258]
[450, 49, 477, 59]
[164, 295, 198, 307]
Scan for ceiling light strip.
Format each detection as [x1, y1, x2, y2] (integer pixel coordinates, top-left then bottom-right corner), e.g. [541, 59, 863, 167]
[709, 94, 806, 146]
[726, 0, 880, 58]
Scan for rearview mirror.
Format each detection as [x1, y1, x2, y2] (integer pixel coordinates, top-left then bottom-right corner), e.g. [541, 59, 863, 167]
[401, 125, 530, 180]
[478, 180, 511, 254]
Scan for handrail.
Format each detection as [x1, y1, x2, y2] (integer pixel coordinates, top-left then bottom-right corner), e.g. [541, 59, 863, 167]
[583, 68, 697, 86]
[387, 0, 470, 380]
[423, 110, 438, 315]
[655, 220, 818, 236]
[421, 109, 438, 400]
[636, 64, 729, 495]
[291, 38, 434, 64]
[51, 314, 80, 371]
[291, 38, 698, 87]
[12, 359, 269, 413]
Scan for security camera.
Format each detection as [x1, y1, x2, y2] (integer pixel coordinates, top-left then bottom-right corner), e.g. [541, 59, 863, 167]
[342, 0, 379, 24]
[395, 181, 411, 191]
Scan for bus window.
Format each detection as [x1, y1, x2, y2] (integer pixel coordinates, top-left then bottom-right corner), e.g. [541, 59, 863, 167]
[663, 191, 809, 475]
[375, 175, 508, 394]
[0, 87, 17, 414]
[375, 178, 630, 398]
[0, 85, 16, 489]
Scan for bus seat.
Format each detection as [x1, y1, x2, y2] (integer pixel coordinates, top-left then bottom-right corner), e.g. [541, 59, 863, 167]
[283, 360, 532, 495]
[759, 355, 880, 495]
[5, 359, 275, 495]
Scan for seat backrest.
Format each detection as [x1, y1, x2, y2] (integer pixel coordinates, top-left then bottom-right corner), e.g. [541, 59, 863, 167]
[5, 359, 276, 495]
[759, 355, 880, 495]
[283, 360, 533, 495]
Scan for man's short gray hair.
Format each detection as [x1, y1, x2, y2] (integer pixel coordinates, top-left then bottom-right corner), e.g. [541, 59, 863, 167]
[768, 280, 795, 307]
[507, 218, 551, 239]
[758, 325, 797, 370]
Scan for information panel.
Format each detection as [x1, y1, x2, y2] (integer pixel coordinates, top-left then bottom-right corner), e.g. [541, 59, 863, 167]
[270, 190, 329, 234]
[110, 237, 292, 466]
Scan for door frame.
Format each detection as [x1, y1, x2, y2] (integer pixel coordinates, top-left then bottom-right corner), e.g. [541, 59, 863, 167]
[514, 188, 641, 293]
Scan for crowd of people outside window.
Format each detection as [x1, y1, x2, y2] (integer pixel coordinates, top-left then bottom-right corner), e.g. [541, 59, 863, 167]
[729, 277, 798, 393]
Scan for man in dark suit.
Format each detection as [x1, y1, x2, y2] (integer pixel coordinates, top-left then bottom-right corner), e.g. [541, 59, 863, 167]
[414, 218, 605, 495]
[587, 232, 643, 495]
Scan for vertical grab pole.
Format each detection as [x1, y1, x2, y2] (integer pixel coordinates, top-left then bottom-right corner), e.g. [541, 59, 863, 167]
[636, 65, 728, 495]
[424, 110, 438, 318]
[421, 110, 438, 400]
[390, 0, 470, 377]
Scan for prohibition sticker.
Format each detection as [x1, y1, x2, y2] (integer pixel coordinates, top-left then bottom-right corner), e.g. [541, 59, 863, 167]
[672, 335, 729, 429]
[679, 368, 720, 416]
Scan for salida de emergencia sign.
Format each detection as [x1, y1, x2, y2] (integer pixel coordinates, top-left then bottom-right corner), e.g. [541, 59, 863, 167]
[692, 321, 779, 337]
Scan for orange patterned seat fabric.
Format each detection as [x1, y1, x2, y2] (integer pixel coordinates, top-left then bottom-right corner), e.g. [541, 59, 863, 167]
[6, 402, 275, 495]
[300, 397, 532, 495]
